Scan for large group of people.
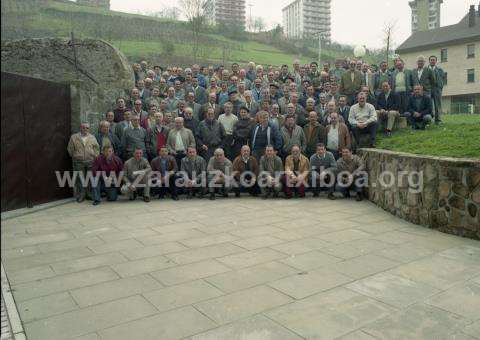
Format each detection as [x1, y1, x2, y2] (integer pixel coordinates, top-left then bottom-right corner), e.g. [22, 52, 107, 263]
[67, 56, 444, 205]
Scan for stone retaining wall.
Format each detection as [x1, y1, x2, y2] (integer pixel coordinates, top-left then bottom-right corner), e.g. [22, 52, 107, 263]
[359, 149, 480, 239]
[1, 38, 134, 133]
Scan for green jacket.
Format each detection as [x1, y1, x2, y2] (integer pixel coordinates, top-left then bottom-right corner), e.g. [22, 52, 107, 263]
[339, 70, 364, 95]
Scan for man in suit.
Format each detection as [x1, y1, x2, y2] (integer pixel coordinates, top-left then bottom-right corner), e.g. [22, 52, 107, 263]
[200, 92, 222, 121]
[405, 85, 433, 130]
[337, 96, 351, 129]
[361, 63, 375, 96]
[429, 55, 445, 124]
[185, 92, 202, 121]
[391, 59, 413, 114]
[373, 61, 392, 97]
[376, 82, 400, 137]
[243, 90, 259, 118]
[412, 56, 436, 98]
[340, 60, 364, 106]
[192, 76, 207, 105]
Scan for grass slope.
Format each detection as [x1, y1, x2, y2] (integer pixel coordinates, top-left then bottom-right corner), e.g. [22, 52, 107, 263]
[377, 114, 480, 159]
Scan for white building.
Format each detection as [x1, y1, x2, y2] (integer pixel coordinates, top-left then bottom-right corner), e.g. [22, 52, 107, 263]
[282, 0, 331, 41]
[206, 0, 246, 30]
[409, 0, 443, 33]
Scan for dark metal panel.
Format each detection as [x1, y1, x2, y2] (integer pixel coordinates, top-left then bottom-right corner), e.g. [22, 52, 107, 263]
[1, 72, 72, 212]
[1, 72, 28, 212]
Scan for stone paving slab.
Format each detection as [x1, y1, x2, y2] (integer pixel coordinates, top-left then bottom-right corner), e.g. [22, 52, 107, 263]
[1, 198, 480, 339]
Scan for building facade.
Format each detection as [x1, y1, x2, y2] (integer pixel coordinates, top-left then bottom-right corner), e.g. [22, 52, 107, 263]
[409, 0, 443, 33]
[207, 0, 246, 30]
[282, 0, 331, 41]
[397, 5, 480, 114]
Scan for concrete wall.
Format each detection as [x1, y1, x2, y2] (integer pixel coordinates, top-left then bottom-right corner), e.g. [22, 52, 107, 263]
[359, 149, 480, 240]
[1, 38, 135, 133]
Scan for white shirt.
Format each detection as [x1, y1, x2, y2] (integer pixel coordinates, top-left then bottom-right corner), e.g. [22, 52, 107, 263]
[218, 114, 238, 135]
[417, 68, 424, 80]
[175, 131, 185, 152]
[327, 125, 339, 151]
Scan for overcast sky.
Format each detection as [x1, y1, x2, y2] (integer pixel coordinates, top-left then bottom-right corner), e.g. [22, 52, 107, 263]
[110, 0, 474, 48]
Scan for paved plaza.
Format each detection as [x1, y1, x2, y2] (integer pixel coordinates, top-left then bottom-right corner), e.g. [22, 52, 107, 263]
[1, 197, 479, 340]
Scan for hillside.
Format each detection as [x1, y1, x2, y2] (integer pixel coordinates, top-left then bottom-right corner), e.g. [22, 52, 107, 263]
[1, 0, 375, 67]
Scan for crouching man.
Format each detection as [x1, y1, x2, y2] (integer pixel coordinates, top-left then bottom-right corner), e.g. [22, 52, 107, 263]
[92, 146, 123, 205]
[123, 148, 151, 202]
[258, 145, 283, 199]
[207, 148, 233, 200]
[336, 147, 367, 201]
[309, 143, 337, 199]
[283, 145, 310, 199]
[150, 147, 179, 200]
[179, 147, 207, 199]
[232, 145, 259, 197]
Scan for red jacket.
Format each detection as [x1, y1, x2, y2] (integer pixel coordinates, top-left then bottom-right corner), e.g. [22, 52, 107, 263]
[92, 154, 123, 176]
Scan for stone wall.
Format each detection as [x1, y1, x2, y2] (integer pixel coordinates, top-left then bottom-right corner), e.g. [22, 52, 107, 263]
[1, 38, 134, 132]
[359, 149, 480, 239]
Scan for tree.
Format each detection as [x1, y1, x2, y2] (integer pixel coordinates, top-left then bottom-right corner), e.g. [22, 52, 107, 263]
[382, 21, 396, 67]
[179, 0, 212, 61]
[252, 17, 265, 33]
[153, 7, 181, 20]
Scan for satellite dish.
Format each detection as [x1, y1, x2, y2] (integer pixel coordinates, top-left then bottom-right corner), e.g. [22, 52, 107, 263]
[354, 45, 366, 58]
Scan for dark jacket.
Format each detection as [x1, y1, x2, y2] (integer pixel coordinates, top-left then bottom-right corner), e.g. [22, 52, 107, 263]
[376, 91, 400, 111]
[96, 132, 122, 156]
[197, 119, 226, 148]
[407, 95, 432, 117]
[250, 123, 283, 152]
[412, 67, 436, 93]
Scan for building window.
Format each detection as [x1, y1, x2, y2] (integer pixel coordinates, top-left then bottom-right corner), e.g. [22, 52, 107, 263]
[467, 69, 475, 83]
[441, 48, 448, 62]
[467, 44, 475, 59]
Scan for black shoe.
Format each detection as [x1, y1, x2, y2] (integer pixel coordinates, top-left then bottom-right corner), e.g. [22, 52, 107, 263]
[76, 196, 85, 203]
[92, 200, 100, 206]
[435, 120, 443, 125]
[343, 191, 351, 199]
[172, 195, 179, 201]
[144, 196, 151, 203]
[272, 192, 279, 198]
[262, 192, 270, 200]
[209, 193, 215, 200]
[313, 192, 319, 198]
[356, 193, 363, 201]
[187, 192, 193, 199]
[222, 191, 228, 198]
[328, 192, 336, 200]
[158, 194, 165, 199]
[386, 130, 392, 137]
[235, 191, 240, 198]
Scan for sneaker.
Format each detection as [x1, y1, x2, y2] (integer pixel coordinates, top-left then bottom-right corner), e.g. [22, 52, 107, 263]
[92, 200, 100, 206]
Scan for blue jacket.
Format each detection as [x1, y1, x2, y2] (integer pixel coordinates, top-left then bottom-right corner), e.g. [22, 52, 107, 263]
[376, 92, 400, 112]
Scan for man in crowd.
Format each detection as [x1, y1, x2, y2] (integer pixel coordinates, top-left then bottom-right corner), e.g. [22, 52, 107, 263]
[429, 55, 445, 124]
[232, 145, 259, 197]
[167, 117, 196, 167]
[148, 112, 169, 160]
[150, 146, 179, 200]
[391, 59, 413, 115]
[412, 55, 436, 98]
[336, 147, 366, 201]
[123, 148, 151, 202]
[67, 122, 100, 202]
[232, 107, 254, 157]
[180, 146, 207, 198]
[281, 115, 306, 158]
[340, 60, 364, 105]
[251, 111, 283, 161]
[373, 61, 391, 97]
[91, 146, 123, 205]
[309, 143, 337, 199]
[165, 87, 179, 112]
[96, 120, 122, 156]
[348, 92, 378, 148]
[113, 97, 128, 123]
[326, 112, 351, 159]
[284, 145, 309, 199]
[243, 90, 259, 117]
[218, 101, 239, 160]
[198, 107, 226, 161]
[207, 148, 233, 200]
[121, 114, 148, 160]
[376, 82, 400, 137]
[405, 85, 433, 130]
[337, 96, 350, 128]
[303, 111, 326, 158]
[258, 145, 283, 199]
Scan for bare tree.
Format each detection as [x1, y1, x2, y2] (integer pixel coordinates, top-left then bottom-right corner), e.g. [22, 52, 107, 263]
[253, 17, 266, 33]
[154, 7, 181, 20]
[179, 0, 212, 61]
[382, 21, 396, 67]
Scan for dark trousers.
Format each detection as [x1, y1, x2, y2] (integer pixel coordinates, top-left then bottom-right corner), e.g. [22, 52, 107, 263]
[395, 91, 409, 114]
[431, 88, 442, 122]
[234, 175, 259, 196]
[283, 174, 306, 197]
[336, 174, 366, 196]
[352, 122, 377, 147]
[311, 172, 336, 194]
[152, 174, 179, 197]
[174, 152, 186, 169]
[92, 178, 118, 202]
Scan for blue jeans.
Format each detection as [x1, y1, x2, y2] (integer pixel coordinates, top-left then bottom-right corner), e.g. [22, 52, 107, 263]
[92, 178, 118, 202]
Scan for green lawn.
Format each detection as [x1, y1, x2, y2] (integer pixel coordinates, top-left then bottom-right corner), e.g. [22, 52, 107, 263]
[377, 114, 480, 159]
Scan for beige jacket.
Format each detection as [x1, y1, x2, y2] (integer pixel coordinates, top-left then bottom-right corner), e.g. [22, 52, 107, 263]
[67, 133, 99, 162]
